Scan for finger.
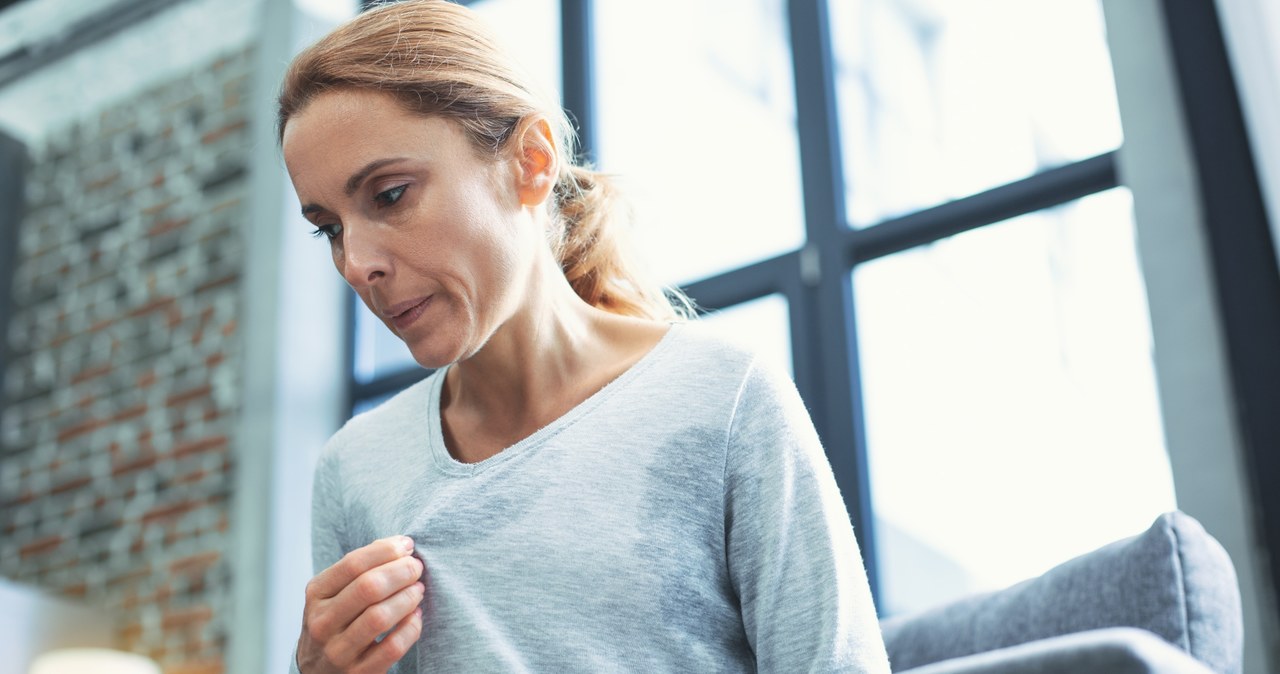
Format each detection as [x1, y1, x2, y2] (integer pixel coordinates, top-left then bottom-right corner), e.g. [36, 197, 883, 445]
[356, 605, 424, 674]
[323, 555, 424, 636]
[309, 535, 415, 600]
[338, 580, 426, 654]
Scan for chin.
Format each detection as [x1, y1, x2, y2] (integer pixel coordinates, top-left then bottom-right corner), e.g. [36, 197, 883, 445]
[404, 327, 472, 370]
[408, 343, 461, 371]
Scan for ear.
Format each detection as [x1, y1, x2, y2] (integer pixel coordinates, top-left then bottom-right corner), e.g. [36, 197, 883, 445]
[511, 116, 559, 207]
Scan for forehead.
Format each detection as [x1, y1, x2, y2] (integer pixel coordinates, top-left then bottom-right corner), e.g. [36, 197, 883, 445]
[281, 88, 473, 187]
[284, 89, 409, 164]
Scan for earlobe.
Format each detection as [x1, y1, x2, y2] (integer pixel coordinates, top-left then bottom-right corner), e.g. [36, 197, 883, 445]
[514, 116, 558, 207]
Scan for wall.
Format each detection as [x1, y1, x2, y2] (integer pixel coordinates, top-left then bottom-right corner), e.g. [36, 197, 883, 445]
[231, 5, 350, 669]
[1102, 1, 1280, 672]
[0, 47, 252, 672]
[0, 0, 259, 142]
[1216, 0, 1280, 267]
[0, 0, 353, 670]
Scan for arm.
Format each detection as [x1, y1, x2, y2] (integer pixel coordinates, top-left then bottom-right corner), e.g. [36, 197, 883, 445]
[724, 359, 890, 674]
[293, 447, 424, 674]
[293, 449, 348, 674]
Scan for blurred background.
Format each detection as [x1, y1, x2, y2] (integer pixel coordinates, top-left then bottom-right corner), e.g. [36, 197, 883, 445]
[0, 0, 1278, 672]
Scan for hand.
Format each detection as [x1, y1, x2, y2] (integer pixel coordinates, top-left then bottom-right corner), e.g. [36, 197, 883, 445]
[297, 535, 426, 674]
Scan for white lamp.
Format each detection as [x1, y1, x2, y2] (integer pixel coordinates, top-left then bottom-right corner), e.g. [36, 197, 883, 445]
[28, 649, 160, 674]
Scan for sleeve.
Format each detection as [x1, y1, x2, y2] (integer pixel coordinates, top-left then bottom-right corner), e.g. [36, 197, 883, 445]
[292, 444, 351, 674]
[311, 444, 350, 576]
[723, 358, 891, 674]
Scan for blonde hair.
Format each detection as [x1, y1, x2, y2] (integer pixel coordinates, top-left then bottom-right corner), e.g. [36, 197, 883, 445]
[277, 0, 692, 320]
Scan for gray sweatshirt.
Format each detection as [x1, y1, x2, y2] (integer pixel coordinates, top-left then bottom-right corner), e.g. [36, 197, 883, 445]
[298, 322, 889, 673]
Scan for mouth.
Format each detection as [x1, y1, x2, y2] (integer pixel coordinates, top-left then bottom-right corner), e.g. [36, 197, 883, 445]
[385, 296, 433, 332]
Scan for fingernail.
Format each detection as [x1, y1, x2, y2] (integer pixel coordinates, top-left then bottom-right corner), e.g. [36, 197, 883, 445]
[399, 536, 414, 553]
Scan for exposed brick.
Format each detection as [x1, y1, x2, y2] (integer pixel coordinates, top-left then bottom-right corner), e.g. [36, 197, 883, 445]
[165, 659, 223, 674]
[19, 535, 63, 559]
[121, 621, 144, 645]
[2, 490, 37, 507]
[200, 119, 246, 145]
[127, 296, 176, 319]
[107, 565, 153, 589]
[162, 605, 213, 630]
[86, 171, 121, 191]
[167, 385, 212, 408]
[71, 364, 113, 384]
[142, 499, 203, 525]
[170, 551, 219, 577]
[113, 452, 159, 477]
[3, 46, 251, 674]
[148, 217, 191, 237]
[50, 475, 92, 496]
[142, 198, 178, 216]
[56, 417, 106, 442]
[111, 404, 148, 423]
[172, 436, 227, 459]
[137, 370, 158, 388]
[194, 274, 238, 294]
[172, 469, 207, 486]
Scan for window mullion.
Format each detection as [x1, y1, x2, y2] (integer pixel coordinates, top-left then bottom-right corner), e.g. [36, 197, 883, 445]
[560, 0, 597, 164]
[786, 0, 879, 605]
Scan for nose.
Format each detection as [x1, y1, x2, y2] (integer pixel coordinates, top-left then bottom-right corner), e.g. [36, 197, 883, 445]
[338, 221, 390, 289]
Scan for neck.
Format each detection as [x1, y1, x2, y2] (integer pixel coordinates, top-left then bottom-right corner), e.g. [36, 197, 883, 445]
[443, 245, 638, 431]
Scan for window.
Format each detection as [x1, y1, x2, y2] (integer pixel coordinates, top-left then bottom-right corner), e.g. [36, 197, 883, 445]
[594, 0, 804, 286]
[854, 188, 1174, 614]
[345, 0, 1279, 618]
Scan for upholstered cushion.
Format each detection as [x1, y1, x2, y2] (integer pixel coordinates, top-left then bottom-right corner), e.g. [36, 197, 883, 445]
[880, 512, 1242, 674]
[898, 627, 1217, 674]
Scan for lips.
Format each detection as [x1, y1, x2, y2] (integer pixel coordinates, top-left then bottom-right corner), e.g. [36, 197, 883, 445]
[384, 296, 433, 332]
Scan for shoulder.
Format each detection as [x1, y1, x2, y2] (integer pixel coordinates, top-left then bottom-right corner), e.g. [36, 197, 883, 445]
[318, 369, 440, 467]
[632, 320, 804, 432]
[663, 321, 799, 410]
[657, 320, 759, 380]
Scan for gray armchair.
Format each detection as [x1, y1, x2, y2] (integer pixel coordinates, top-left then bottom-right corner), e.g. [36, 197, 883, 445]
[880, 512, 1243, 673]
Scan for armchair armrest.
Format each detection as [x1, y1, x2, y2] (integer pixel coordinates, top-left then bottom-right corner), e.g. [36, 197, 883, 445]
[898, 628, 1217, 674]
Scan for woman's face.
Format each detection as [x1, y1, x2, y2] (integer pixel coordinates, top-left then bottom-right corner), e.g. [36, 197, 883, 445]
[282, 88, 542, 368]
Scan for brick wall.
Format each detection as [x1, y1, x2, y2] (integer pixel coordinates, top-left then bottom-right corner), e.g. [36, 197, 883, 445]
[0, 47, 252, 673]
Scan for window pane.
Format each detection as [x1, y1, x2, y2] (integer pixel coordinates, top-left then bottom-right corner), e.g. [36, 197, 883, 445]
[469, 0, 560, 97]
[831, 0, 1124, 227]
[699, 294, 793, 379]
[595, 0, 805, 286]
[352, 292, 418, 384]
[853, 188, 1175, 616]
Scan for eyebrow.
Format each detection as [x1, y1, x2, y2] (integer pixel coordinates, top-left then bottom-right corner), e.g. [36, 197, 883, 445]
[300, 156, 410, 217]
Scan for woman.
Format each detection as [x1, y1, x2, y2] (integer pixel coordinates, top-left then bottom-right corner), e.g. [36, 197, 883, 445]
[279, 2, 888, 672]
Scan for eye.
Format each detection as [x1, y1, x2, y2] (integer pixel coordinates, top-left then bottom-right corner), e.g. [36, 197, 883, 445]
[374, 184, 408, 208]
[311, 222, 343, 241]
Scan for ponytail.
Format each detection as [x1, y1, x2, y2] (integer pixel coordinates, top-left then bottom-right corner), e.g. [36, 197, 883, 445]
[552, 165, 694, 321]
